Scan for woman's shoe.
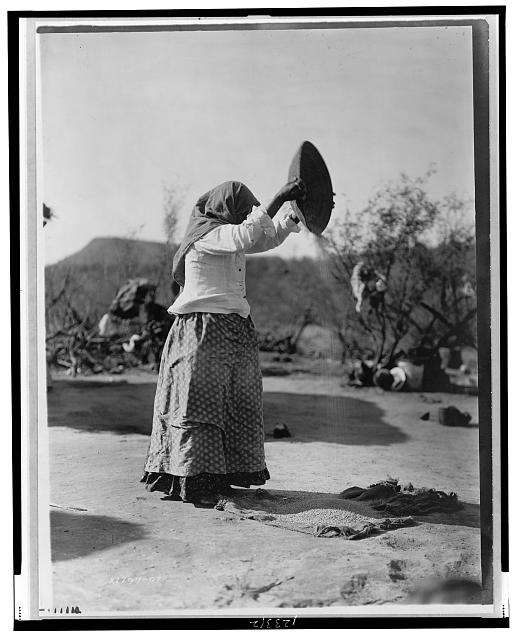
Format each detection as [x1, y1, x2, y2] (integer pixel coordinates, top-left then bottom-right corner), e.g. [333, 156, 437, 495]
[192, 493, 219, 508]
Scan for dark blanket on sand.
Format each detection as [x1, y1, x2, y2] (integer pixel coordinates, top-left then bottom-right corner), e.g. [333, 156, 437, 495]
[339, 479, 463, 516]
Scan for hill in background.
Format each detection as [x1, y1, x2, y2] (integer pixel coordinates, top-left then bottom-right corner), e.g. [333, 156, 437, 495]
[53, 237, 169, 269]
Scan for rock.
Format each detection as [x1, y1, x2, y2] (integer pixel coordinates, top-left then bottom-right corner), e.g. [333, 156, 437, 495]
[420, 412, 430, 421]
[438, 406, 472, 427]
[272, 423, 292, 438]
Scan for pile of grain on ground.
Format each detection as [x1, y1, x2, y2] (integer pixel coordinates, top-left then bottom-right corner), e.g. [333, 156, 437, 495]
[275, 507, 381, 529]
[221, 492, 384, 531]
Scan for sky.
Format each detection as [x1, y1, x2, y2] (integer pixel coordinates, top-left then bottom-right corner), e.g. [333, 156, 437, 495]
[39, 24, 475, 264]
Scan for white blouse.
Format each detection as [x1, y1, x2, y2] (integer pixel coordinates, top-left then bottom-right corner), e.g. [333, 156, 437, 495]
[168, 206, 300, 318]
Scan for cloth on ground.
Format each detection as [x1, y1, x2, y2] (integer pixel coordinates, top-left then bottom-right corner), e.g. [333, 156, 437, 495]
[338, 479, 463, 516]
[314, 517, 414, 540]
[215, 488, 416, 540]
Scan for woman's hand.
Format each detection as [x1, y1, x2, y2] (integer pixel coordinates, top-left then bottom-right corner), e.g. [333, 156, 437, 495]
[276, 177, 307, 203]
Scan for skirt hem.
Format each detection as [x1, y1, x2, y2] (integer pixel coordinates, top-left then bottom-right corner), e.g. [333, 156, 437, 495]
[141, 468, 270, 503]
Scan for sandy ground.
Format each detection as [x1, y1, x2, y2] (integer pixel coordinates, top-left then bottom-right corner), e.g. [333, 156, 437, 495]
[46, 371, 480, 613]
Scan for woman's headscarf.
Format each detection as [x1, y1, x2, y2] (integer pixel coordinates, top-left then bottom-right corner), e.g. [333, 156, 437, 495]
[172, 181, 260, 286]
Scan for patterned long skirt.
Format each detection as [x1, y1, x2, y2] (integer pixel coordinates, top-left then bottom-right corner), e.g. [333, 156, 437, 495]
[141, 312, 269, 503]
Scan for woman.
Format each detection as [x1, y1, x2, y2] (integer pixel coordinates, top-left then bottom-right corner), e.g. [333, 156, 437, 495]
[141, 178, 305, 505]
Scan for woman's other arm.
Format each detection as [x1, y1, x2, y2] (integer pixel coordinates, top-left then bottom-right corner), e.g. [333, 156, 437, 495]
[245, 209, 301, 254]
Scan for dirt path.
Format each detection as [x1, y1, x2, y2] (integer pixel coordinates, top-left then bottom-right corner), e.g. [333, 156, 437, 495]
[46, 373, 481, 613]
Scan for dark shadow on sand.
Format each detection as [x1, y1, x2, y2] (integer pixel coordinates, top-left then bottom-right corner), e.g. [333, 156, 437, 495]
[50, 508, 146, 562]
[439, 422, 479, 430]
[47, 379, 408, 446]
[263, 392, 408, 445]
[47, 379, 157, 435]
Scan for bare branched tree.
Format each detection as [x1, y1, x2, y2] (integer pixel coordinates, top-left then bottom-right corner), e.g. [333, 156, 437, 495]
[154, 182, 186, 299]
[320, 171, 476, 367]
[163, 182, 186, 247]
